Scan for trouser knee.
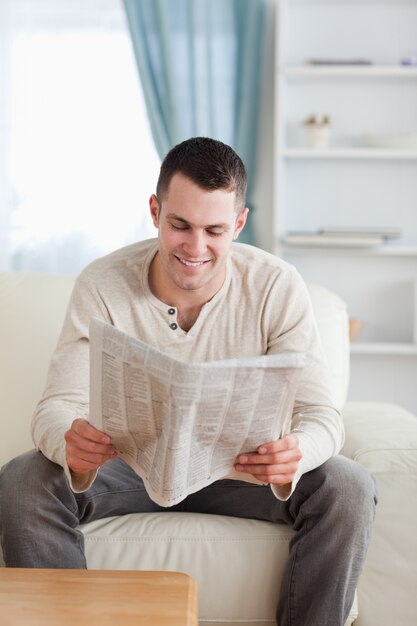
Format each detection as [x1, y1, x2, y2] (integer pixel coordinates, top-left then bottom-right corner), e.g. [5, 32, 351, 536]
[0, 450, 87, 568]
[295, 455, 377, 529]
[326, 455, 377, 514]
[0, 449, 70, 522]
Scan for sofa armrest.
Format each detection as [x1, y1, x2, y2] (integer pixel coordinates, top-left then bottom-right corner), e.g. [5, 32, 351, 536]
[341, 401, 417, 626]
[342, 401, 417, 466]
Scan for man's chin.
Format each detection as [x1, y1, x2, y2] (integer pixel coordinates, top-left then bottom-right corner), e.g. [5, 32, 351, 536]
[171, 265, 211, 290]
[174, 277, 206, 291]
[168, 261, 225, 294]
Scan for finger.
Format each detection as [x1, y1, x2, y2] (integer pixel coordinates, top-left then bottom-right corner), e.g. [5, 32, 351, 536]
[68, 456, 100, 473]
[71, 418, 112, 444]
[237, 448, 301, 466]
[258, 434, 299, 455]
[65, 428, 115, 456]
[250, 473, 296, 486]
[68, 445, 116, 466]
[66, 446, 116, 473]
[235, 462, 299, 485]
[235, 461, 299, 477]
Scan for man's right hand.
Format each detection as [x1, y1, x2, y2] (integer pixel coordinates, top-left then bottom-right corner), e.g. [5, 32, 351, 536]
[64, 418, 117, 477]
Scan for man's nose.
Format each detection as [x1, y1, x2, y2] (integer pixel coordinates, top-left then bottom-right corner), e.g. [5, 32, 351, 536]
[184, 230, 207, 258]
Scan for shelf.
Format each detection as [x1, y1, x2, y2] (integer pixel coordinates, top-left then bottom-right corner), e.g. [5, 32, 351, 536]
[281, 148, 417, 160]
[350, 342, 417, 356]
[275, 0, 417, 412]
[281, 244, 417, 257]
[281, 65, 417, 80]
[287, 0, 417, 6]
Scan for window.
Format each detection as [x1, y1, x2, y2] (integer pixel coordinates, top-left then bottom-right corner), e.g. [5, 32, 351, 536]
[0, 0, 160, 273]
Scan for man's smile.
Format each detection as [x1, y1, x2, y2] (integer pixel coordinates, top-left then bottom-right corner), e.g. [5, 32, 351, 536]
[175, 256, 211, 268]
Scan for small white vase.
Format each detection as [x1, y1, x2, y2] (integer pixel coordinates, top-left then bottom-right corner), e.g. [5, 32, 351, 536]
[303, 124, 331, 149]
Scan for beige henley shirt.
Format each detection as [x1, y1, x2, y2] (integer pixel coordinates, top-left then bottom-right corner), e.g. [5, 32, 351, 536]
[31, 238, 344, 500]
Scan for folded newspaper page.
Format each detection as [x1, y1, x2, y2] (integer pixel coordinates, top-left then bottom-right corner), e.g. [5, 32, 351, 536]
[89, 318, 305, 507]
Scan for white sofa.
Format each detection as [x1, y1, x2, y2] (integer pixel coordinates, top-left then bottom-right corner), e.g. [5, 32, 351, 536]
[1, 270, 417, 626]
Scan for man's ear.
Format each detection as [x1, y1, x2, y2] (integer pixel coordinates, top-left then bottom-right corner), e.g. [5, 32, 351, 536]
[149, 194, 160, 228]
[233, 207, 249, 240]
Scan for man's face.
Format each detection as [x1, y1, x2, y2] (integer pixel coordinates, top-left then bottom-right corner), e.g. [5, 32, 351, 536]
[149, 172, 248, 299]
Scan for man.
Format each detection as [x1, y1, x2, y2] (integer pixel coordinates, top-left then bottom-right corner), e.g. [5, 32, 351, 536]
[0, 137, 376, 625]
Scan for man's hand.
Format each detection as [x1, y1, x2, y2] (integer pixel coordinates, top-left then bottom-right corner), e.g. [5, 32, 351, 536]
[64, 418, 117, 477]
[235, 434, 302, 485]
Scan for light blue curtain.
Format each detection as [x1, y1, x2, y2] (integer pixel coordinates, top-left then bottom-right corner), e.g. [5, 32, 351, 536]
[123, 0, 266, 244]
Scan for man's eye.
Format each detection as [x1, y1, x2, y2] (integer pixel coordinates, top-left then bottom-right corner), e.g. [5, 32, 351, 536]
[170, 223, 188, 231]
[207, 230, 224, 237]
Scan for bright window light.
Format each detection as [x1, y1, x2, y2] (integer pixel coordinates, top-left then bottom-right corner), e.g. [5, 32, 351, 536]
[3, 0, 161, 273]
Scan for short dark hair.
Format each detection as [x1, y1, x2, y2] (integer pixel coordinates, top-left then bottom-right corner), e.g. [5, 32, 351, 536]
[156, 137, 247, 211]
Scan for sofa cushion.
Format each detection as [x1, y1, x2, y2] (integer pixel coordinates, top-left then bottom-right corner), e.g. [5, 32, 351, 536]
[81, 511, 358, 626]
[342, 401, 417, 626]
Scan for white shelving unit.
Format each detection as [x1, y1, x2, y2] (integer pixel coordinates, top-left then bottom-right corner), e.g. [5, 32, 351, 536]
[284, 66, 417, 79]
[282, 148, 417, 159]
[274, 0, 417, 413]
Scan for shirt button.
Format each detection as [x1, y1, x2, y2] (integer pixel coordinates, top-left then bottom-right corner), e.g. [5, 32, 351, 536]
[168, 308, 175, 315]
[170, 323, 178, 330]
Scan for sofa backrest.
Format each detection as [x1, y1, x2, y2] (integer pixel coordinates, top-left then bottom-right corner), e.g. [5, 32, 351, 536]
[0, 272, 349, 468]
[0, 272, 75, 466]
[307, 283, 350, 410]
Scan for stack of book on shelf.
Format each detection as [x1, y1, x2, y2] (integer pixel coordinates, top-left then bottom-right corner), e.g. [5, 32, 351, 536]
[283, 227, 402, 248]
[305, 58, 373, 66]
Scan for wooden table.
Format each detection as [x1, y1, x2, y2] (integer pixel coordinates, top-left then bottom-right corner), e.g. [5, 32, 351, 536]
[0, 568, 198, 625]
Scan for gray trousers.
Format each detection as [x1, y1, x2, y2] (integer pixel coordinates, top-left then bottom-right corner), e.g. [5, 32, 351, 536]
[0, 450, 377, 626]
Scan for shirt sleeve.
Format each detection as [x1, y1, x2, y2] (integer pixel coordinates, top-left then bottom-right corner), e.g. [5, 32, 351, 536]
[266, 267, 345, 501]
[30, 269, 112, 491]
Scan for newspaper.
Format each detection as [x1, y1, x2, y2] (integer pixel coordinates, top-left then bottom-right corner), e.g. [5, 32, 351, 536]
[89, 318, 305, 506]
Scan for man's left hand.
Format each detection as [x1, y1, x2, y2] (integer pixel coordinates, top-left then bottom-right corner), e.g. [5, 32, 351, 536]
[235, 434, 302, 485]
